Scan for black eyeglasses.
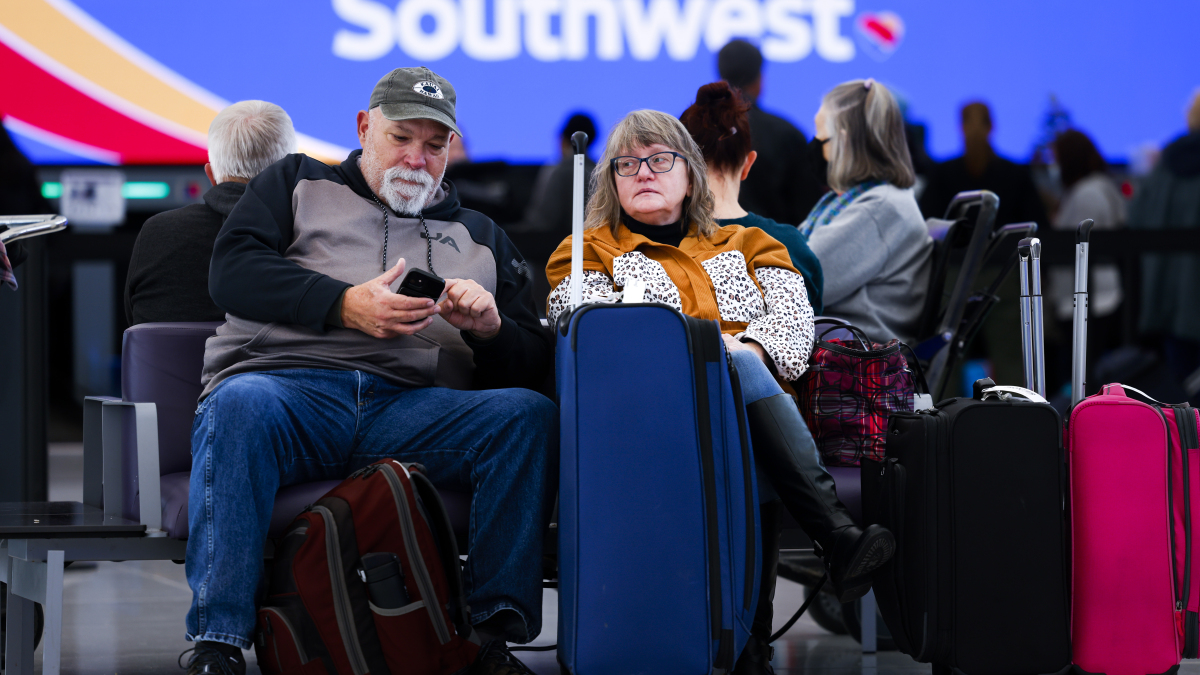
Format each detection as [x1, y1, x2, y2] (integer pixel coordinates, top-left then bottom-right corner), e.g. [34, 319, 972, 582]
[611, 151, 685, 177]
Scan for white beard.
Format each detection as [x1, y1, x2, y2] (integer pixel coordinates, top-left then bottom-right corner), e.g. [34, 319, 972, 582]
[361, 149, 445, 215]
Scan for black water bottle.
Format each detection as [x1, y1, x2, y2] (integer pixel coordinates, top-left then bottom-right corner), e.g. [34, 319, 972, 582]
[359, 552, 408, 609]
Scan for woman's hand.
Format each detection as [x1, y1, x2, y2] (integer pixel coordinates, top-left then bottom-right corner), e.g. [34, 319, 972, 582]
[722, 333, 771, 369]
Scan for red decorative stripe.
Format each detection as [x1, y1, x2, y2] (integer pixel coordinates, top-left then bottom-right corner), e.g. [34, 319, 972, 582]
[0, 41, 207, 164]
[863, 18, 895, 44]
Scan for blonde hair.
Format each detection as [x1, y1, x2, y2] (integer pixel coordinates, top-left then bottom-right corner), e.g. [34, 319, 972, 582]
[822, 79, 915, 193]
[586, 109, 716, 237]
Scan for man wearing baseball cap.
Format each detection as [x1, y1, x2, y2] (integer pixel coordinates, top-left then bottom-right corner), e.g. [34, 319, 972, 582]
[182, 67, 552, 674]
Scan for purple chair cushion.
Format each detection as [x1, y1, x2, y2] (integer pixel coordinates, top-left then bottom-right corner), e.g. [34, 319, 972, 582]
[121, 322, 223, 520]
[826, 466, 862, 524]
[158, 471, 471, 541]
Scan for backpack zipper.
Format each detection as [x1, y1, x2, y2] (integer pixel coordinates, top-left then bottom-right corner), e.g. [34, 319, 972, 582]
[1153, 406, 1184, 617]
[381, 462, 453, 644]
[725, 357, 757, 612]
[261, 607, 311, 668]
[1178, 406, 1198, 655]
[312, 505, 370, 675]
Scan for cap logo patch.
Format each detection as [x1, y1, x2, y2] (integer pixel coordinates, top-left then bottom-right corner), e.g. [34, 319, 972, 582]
[413, 81, 444, 99]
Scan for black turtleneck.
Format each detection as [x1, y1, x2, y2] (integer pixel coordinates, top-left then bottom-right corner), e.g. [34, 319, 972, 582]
[620, 213, 687, 248]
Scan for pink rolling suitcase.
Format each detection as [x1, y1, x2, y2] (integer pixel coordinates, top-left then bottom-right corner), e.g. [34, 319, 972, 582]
[1068, 220, 1197, 675]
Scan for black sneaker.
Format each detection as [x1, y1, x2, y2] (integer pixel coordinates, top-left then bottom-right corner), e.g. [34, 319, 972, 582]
[469, 639, 537, 675]
[179, 641, 246, 675]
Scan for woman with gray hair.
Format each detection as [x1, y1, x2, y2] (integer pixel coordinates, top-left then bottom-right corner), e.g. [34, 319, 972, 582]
[802, 79, 933, 343]
[545, 110, 895, 645]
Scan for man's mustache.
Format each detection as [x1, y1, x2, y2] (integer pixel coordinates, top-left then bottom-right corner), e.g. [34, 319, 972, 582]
[384, 168, 435, 187]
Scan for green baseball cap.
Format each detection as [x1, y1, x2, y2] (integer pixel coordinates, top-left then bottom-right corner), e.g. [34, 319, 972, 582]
[368, 66, 461, 137]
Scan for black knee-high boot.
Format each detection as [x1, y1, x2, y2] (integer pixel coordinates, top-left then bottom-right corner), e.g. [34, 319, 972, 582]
[746, 394, 895, 603]
[734, 502, 781, 675]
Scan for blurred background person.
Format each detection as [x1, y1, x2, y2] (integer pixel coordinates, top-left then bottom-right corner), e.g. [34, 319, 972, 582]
[508, 113, 599, 309]
[681, 80, 824, 314]
[1130, 90, 1200, 393]
[514, 112, 598, 238]
[919, 101, 1048, 387]
[1046, 128, 1125, 390]
[125, 100, 297, 325]
[919, 101, 1047, 227]
[802, 79, 931, 344]
[717, 39, 826, 225]
[447, 131, 470, 166]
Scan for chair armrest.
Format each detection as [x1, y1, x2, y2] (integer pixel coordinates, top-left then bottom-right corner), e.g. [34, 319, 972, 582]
[84, 397, 166, 536]
[82, 396, 119, 511]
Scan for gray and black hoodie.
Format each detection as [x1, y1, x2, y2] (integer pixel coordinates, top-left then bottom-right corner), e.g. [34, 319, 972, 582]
[200, 150, 550, 398]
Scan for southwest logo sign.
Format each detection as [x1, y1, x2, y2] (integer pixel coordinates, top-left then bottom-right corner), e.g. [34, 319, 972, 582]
[855, 10, 903, 60]
[332, 0, 884, 63]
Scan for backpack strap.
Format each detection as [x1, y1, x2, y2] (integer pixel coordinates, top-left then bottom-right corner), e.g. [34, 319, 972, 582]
[408, 470, 476, 641]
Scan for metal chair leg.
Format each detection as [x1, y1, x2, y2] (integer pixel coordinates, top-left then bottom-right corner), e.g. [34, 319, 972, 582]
[860, 589, 877, 654]
[4, 557, 35, 675]
[42, 551, 64, 675]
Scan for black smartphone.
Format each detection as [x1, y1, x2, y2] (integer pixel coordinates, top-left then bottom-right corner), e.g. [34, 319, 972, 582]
[397, 268, 446, 301]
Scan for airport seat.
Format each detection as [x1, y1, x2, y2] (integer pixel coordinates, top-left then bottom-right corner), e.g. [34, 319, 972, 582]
[116, 322, 472, 541]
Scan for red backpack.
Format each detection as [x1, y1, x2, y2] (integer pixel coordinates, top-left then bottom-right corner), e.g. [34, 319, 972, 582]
[255, 459, 480, 674]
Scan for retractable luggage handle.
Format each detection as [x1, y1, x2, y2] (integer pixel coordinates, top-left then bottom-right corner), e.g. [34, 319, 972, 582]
[1017, 238, 1047, 398]
[981, 385, 1049, 404]
[1071, 220, 1094, 406]
[567, 131, 589, 311]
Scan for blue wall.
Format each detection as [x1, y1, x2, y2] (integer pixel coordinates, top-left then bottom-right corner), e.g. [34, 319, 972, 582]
[55, 0, 1200, 164]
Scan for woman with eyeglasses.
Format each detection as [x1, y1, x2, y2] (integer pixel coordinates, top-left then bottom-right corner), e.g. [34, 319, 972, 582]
[545, 110, 894, 667]
[802, 79, 933, 344]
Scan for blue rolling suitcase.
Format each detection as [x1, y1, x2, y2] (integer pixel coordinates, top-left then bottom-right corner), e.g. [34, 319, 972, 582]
[554, 131, 760, 674]
[556, 303, 761, 674]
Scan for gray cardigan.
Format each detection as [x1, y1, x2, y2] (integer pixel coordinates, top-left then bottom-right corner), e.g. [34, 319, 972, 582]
[806, 184, 932, 344]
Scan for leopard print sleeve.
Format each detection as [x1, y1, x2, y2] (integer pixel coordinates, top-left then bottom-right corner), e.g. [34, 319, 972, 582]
[741, 266, 815, 381]
[547, 270, 615, 325]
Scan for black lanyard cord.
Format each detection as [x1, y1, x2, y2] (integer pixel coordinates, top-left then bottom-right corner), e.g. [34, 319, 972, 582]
[371, 194, 435, 276]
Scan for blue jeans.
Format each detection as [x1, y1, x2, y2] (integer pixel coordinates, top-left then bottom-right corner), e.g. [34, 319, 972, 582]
[185, 369, 558, 649]
[729, 349, 824, 503]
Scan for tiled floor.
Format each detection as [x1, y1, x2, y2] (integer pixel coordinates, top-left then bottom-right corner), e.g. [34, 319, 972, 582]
[30, 558, 921, 675]
[20, 444, 1200, 674]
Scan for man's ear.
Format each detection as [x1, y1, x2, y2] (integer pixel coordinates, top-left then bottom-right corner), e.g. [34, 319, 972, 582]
[356, 110, 370, 146]
[741, 151, 758, 181]
[204, 163, 217, 187]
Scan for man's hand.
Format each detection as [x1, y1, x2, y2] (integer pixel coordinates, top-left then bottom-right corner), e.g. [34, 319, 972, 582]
[341, 259, 440, 338]
[439, 278, 501, 340]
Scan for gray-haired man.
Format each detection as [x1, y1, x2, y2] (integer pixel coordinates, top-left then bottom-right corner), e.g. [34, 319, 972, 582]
[182, 68, 552, 675]
[125, 100, 296, 325]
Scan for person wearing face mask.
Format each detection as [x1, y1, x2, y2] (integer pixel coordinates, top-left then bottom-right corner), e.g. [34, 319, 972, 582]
[681, 81, 824, 314]
[545, 109, 895, 675]
[801, 79, 933, 344]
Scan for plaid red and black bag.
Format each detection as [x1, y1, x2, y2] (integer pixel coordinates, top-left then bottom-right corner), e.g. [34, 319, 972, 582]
[797, 322, 928, 467]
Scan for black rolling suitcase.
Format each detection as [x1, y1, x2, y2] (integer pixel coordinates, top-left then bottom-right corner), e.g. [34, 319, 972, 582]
[862, 237, 1071, 674]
